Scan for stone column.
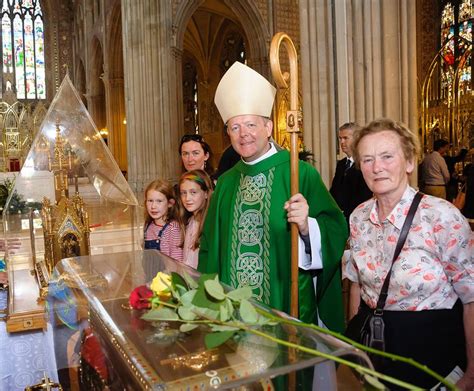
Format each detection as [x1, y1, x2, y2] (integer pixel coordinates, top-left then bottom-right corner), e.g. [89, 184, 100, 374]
[121, 0, 181, 192]
[299, 0, 418, 185]
[104, 76, 127, 173]
[86, 93, 106, 130]
[299, 0, 337, 185]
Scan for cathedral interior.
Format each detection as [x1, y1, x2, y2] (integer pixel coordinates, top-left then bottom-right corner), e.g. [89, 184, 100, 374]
[0, 1, 472, 390]
[0, 0, 472, 192]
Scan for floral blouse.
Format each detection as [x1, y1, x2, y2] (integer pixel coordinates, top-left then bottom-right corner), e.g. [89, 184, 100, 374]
[344, 186, 473, 311]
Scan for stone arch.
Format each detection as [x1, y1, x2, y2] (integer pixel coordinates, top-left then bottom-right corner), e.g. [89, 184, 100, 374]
[173, 0, 270, 74]
[89, 36, 106, 130]
[173, 0, 270, 162]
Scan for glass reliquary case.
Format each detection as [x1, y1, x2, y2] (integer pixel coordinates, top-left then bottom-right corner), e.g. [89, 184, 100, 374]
[3, 75, 141, 332]
[50, 250, 371, 390]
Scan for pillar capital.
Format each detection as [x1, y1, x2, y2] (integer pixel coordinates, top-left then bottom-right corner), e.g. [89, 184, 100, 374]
[171, 46, 183, 60]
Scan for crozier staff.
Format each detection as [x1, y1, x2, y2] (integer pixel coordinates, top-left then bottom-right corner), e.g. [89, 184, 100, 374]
[198, 62, 347, 332]
[344, 118, 474, 389]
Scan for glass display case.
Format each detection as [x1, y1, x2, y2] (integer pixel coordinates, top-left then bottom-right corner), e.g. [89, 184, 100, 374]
[50, 250, 371, 390]
[3, 75, 141, 332]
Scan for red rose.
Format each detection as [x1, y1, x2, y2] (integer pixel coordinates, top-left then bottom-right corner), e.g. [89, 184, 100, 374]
[129, 285, 153, 309]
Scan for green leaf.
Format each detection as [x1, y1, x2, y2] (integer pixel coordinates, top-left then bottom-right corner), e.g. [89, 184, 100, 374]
[180, 290, 196, 306]
[180, 323, 198, 333]
[194, 306, 220, 320]
[171, 272, 188, 291]
[227, 286, 253, 302]
[192, 274, 221, 310]
[362, 373, 387, 390]
[198, 273, 218, 285]
[168, 284, 180, 300]
[176, 284, 188, 297]
[171, 271, 188, 288]
[219, 302, 230, 322]
[225, 298, 235, 319]
[257, 316, 279, 326]
[239, 299, 259, 324]
[204, 279, 226, 301]
[208, 324, 240, 332]
[182, 271, 198, 289]
[204, 331, 235, 349]
[141, 307, 179, 322]
[178, 306, 197, 321]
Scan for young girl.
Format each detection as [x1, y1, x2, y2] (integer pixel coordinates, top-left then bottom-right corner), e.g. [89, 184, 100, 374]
[144, 179, 183, 261]
[178, 170, 213, 269]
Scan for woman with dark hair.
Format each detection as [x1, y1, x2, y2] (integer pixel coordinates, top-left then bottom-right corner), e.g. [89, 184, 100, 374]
[179, 134, 215, 176]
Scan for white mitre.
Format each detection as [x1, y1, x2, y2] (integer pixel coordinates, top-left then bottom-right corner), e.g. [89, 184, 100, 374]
[214, 62, 276, 123]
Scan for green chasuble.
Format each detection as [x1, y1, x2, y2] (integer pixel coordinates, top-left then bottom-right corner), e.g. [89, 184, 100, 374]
[199, 150, 348, 332]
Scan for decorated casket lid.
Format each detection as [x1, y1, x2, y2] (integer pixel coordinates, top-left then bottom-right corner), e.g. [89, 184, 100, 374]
[51, 250, 370, 390]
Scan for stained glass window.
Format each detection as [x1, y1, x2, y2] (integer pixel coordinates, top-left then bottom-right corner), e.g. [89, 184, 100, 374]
[1, 0, 45, 100]
[440, 1, 473, 95]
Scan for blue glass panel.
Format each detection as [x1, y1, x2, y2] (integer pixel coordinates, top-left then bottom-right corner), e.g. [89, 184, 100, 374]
[2, 15, 12, 73]
[24, 13, 35, 98]
[34, 17, 45, 98]
[13, 14, 24, 98]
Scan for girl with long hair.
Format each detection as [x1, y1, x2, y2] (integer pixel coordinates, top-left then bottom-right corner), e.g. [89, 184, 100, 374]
[178, 170, 213, 268]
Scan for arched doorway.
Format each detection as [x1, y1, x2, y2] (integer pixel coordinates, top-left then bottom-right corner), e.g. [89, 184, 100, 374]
[174, 0, 270, 164]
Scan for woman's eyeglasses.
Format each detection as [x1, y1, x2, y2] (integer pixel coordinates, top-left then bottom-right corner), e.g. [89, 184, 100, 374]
[181, 134, 204, 143]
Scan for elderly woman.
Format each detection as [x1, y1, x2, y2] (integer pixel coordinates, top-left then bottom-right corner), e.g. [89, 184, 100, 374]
[344, 119, 473, 389]
[179, 134, 214, 176]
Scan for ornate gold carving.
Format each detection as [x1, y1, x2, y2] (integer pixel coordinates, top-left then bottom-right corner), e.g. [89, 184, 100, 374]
[35, 260, 50, 300]
[160, 349, 219, 371]
[25, 372, 63, 390]
[420, 45, 472, 154]
[0, 101, 47, 171]
[41, 122, 91, 275]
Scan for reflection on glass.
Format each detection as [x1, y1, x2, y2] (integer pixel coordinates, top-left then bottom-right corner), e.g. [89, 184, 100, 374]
[4, 75, 141, 330]
[49, 250, 368, 390]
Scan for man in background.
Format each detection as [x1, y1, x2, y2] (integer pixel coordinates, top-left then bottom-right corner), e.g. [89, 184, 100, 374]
[421, 139, 450, 199]
[445, 147, 468, 201]
[330, 122, 372, 224]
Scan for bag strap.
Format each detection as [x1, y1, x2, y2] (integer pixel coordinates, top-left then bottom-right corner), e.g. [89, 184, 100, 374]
[375, 191, 424, 313]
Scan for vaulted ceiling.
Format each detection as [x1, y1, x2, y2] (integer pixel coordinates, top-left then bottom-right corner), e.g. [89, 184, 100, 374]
[183, 0, 244, 77]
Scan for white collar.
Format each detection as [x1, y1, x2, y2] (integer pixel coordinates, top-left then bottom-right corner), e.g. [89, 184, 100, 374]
[242, 142, 278, 165]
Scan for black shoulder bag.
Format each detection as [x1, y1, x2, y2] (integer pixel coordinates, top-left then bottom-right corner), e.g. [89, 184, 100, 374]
[345, 192, 423, 366]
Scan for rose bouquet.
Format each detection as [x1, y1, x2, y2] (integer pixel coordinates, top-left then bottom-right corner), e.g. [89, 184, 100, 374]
[129, 271, 456, 390]
[129, 272, 171, 310]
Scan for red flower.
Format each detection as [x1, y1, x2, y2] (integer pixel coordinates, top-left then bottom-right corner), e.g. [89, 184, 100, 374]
[129, 285, 153, 309]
